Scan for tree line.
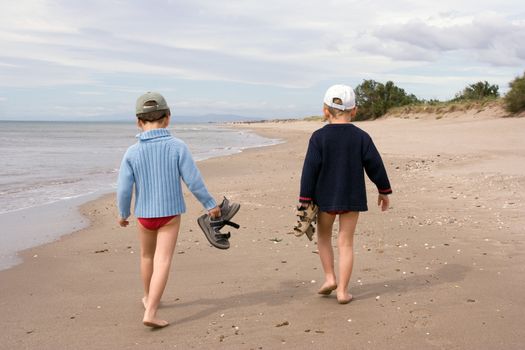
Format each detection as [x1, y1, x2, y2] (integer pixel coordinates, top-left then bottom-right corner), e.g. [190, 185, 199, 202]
[353, 71, 525, 120]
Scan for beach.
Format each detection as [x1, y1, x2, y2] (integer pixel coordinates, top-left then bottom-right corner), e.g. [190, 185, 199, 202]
[1, 115, 525, 349]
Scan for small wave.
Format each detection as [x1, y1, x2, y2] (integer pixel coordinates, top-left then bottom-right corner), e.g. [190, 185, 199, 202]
[0, 188, 102, 214]
[87, 168, 120, 175]
[0, 178, 82, 196]
[60, 191, 97, 200]
[0, 170, 29, 177]
[177, 127, 203, 131]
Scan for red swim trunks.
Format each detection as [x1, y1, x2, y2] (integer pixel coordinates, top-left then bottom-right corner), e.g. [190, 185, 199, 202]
[138, 215, 178, 230]
[325, 210, 351, 215]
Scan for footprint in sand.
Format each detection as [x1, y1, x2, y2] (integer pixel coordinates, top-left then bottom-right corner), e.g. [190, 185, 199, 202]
[408, 308, 432, 329]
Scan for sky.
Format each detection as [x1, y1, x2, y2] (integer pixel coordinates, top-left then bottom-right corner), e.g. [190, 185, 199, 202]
[0, 0, 524, 121]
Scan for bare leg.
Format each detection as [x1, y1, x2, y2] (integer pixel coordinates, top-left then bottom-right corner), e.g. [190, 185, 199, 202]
[139, 216, 181, 328]
[316, 212, 338, 294]
[138, 224, 157, 308]
[336, 212, 359, 304]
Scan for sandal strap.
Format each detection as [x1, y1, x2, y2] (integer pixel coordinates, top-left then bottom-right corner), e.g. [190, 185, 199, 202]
[209, 216, 237, 241]
[210, 218, 240, 230]
[215, 232, 231, 240]
[223, 220, 240, 229]
[210, 218, 225, 228]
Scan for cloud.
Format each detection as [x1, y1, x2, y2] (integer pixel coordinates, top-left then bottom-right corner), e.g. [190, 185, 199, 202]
[354, 36, 438, 62]
[363, 12, 525, 66]
[0, 6, 326, 88]
[1, 1, 525, 118]
[2, 2, 523, 83]
[0, 57, 96, 88]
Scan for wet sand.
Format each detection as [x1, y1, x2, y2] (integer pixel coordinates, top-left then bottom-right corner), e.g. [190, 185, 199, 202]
[1, 115, 524, 349]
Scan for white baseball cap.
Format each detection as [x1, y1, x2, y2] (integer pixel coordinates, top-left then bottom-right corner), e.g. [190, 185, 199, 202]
[323, 84, 356, 111]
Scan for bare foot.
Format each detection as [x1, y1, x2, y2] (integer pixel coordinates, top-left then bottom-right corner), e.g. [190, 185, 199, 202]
[143, 317, 169, 328]
[142, 296, 148, 309]
[337, 292, 353, 304]
[318, 282, 338, 295]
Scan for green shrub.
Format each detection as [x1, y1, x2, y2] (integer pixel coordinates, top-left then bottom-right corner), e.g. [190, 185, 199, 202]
[354, 80, 420, 120]
[454, 81, 499, 101]
[504, 72, 525, 113]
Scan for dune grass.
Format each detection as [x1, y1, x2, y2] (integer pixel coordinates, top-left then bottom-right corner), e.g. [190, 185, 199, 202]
[385, 98, 504, 118]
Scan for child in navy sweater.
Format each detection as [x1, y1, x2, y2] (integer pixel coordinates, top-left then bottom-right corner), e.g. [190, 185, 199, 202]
[299, 84, 392, 304]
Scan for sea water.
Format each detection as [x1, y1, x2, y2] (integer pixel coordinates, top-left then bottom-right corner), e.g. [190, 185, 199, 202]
[0, 121, 278, 270]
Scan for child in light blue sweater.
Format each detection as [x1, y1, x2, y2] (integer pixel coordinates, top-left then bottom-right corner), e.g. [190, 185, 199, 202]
[117, 92, 220, 328]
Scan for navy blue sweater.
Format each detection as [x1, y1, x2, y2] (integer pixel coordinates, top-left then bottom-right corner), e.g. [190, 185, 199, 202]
[299, 123, 392, 212]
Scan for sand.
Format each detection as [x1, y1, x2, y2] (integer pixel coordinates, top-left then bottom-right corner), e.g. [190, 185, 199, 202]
[1, 115, 524, 349]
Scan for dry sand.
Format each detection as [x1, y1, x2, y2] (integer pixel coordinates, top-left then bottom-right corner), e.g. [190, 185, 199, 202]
[1, 115, 524, 349]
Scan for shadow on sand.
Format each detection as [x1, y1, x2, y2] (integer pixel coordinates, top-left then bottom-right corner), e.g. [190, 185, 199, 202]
[160, 263, 469, 325]
[352, 263, 469, 301]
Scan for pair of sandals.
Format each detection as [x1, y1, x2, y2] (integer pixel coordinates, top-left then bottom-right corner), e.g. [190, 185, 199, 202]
[292, 203, 318, 241]
[198, 198, 317, 248]
[197, 197, 240, 249]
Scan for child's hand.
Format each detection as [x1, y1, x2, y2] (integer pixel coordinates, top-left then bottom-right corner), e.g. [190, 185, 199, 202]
[378, 194, 389, 211]
[119, 218, 130, 227]
[208, 206, 221, 218]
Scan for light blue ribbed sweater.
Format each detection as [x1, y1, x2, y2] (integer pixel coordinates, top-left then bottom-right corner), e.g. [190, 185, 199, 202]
[117, 128, 217, 219]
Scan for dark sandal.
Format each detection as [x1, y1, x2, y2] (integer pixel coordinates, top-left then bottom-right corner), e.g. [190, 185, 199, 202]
[197, 214, 230, 249]
[218, 197, 240, 222]
[197, 197, 241, 250]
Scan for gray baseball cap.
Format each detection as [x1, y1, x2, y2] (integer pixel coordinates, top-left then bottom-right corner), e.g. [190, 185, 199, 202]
[135, 92, 169, 115]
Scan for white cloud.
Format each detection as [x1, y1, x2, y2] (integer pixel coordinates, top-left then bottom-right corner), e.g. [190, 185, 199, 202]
[366, 12, 525, 66]
[1, 1, 524, 118]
